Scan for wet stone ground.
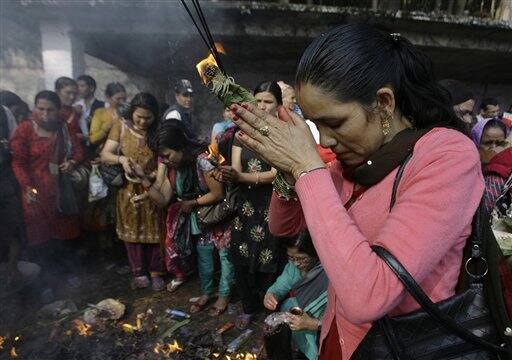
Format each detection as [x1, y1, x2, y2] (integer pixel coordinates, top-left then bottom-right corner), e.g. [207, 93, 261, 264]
[0, 257, 270, 360]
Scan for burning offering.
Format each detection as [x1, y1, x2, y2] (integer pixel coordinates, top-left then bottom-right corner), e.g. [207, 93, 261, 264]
[153, 340, 183, 357]
[73, 319, 93, 337]
[196, 44, 256, 108]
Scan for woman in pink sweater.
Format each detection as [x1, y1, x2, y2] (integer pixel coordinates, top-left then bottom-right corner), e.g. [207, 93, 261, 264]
[230, 25, 484, 359]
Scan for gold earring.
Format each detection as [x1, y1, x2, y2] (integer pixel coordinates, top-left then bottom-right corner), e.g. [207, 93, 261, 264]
[381, 112, 392, 136]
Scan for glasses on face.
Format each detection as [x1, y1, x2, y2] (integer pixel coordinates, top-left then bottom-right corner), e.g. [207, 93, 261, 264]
[482, 140, 507, 148]
[287, 255, 311, 264]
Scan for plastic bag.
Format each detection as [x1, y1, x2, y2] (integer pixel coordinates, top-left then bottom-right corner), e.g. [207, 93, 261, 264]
[88, 164, 108, 202]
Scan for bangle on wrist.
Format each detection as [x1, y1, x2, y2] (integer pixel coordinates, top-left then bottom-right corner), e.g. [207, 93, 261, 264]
[297, 166, 326, 179]
[272, 171, 298, 201]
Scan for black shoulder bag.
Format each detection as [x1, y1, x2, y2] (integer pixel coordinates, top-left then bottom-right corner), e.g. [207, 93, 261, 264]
[352, 153, 512, 360]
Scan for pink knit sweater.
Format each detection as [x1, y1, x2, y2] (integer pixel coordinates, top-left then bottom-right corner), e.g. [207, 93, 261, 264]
[268, 128, 484, 358]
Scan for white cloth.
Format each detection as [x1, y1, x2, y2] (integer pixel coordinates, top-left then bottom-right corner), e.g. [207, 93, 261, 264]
[165, 109, 182, 121]
[74, 97, 99, 136]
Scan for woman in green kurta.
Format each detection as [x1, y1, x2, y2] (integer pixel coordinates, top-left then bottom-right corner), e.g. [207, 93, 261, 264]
[264, 231, 328, 360]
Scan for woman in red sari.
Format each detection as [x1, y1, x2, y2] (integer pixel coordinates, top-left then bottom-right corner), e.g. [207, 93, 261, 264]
[10, 91, 84, 247]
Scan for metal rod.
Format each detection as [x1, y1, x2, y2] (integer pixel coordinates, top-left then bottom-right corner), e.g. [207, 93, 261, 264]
[179, 0, 217, 61]
[191, 0, 225, 73]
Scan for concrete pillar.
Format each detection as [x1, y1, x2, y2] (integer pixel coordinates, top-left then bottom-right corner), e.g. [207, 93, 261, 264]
[40, 20, 85, 90]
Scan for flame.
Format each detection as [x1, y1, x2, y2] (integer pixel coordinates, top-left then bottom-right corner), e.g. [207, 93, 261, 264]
[10, 347, 17, 358]
[153, 340, 182, 357]
[73, 319, 93, 337]
[122, 323, 137, 333]
[14, 336, 20, 342]
[196, 42, 226, 84]
[223, 354, 256, 360]
[207, 143, 226, 166]
[234, 354, 256, 360]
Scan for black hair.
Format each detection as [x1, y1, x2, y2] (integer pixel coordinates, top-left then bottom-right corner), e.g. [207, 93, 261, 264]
[150, 119, 207, 164]
[54, 77, 77, 92]
[77, 75, 97, 91]
[481, 97, 499, 110]
[438, 79, 474, 106]
[130, 92, 160, 147]
[105, 82, 126, 98]
[13, 101, 30, 121]
[254, 81, 283, 106]
[286, 230, 318, 259]
[34, 90, 61, 109]
[296, 24, 464, 132]
[0, 90, 22, 108]
[483, 119, 507, 138]
[154, 120, 188, 151]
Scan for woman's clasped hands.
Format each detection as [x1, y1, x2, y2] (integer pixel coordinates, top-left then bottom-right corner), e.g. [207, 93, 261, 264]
[230, 103, 324, 180]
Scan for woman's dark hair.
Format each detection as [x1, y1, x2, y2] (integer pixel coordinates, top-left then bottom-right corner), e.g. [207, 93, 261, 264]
[483, 119, 507, 138]
[154, 120, 188, 151]
[150, 119, 206, 164]
[481, 97, 499, 110]
[286, 230, 318, 259]
[438, 79, 474, 106]
[34, 90, 61, 109]
[254, 81, 283, 106]
[296, 24, 464, 132]
[130, 92, 160, 147]
[105, 82, 126, 98]
[54, 76, 77, 92]
[0, 90, 22, 108]
[77, 75, 97, 91]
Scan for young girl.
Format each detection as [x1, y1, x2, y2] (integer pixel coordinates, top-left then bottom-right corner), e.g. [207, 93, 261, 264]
[134, 120, 234, 315]
[264, 231, 328, 360]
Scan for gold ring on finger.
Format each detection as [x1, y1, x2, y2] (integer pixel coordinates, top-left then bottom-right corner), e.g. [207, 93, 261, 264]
[258, 125, 270, 137]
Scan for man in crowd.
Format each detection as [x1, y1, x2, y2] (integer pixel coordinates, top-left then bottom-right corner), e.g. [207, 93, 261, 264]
[74, 75, 105, 141]
[163, 79, 195, 138]
[479, 97, 501, 120]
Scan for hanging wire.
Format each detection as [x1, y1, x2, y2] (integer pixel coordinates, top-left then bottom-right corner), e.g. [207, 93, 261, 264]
[179, 0, 225, 74]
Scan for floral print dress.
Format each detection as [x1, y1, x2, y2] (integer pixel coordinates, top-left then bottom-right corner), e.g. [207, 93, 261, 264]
[229, 145, 280, 273]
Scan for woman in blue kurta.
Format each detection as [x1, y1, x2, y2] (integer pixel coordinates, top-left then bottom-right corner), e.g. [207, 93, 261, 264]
[264, 231, 328, 360]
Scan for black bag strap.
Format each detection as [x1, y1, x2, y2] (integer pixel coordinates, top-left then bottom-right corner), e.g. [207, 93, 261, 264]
[379, 152, 510, 355]
[372, 245, 509, 354]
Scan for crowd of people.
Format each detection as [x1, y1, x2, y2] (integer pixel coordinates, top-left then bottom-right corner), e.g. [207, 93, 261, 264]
[0, 73, 332, 358]
[1, 23, 512, 360]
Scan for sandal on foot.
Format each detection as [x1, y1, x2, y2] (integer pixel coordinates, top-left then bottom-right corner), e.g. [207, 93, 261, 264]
[208, 305, 228, 317]
[208, 297, 229, 317]
[190, 296, 210, 314]
[236, 313, 254, 330]
[166, 278, 184, 293]
[151, 276, 165, 292]
[134, 276, 150, 289]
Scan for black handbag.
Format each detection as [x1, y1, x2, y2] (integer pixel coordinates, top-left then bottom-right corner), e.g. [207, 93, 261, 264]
[352, 154, 512, 360]
[196, 185, 239, 228]
[57, 173, 80, 216]
[99, 163, 124, 187]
